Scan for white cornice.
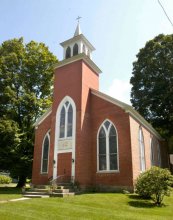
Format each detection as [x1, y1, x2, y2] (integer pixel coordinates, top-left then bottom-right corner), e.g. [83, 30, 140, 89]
[91, 89, 163, 140]
[54, 53, 102, 75]
[60, 34, 95, 51]
[33, 107, 52, 127]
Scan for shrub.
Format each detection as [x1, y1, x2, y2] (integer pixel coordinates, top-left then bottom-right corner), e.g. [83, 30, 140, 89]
[0, 175, 12, 184]
[135, 166, 173, 206]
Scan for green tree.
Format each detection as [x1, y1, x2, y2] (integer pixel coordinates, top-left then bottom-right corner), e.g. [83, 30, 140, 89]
[130, 34, 173, 149]
[135, 166, 173, 206]
[0, 38, 57, 187]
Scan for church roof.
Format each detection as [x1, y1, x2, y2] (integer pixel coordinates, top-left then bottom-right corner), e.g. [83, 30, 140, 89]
[33, 107, 52, 127]
[91, 89, 163, 140]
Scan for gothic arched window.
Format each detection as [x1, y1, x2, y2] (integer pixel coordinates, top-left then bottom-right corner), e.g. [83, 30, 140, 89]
[73, 43, 78, 56]
[65, 46, 71, 59]
[150, 138, 155, 166]
[157, 142, 161, 167]
[139, 128, 146, 172]
[41, 132, 50, 173]
[98, 120, 118, 171]
[59, 101, 73, 138]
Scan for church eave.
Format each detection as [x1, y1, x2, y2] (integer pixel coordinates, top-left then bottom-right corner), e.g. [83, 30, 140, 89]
[33, 107, 52, 127]
[54, 53, 102, 74]
[91, 89, 163, 140]
[60, 34, 95, 51]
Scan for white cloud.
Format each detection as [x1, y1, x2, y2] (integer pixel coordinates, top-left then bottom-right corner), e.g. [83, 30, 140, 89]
[104, 78, 132, 105]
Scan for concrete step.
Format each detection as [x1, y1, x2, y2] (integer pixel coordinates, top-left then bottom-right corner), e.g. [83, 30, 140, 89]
[23, 194, 49, 198]
[56, 185, 73, 190]
[50, 192, 75, 197]
[28, 189, 50, 193]
[53, 189, 69, 193]
[31, 185, 49, 189]
[24, 191, 50, 195]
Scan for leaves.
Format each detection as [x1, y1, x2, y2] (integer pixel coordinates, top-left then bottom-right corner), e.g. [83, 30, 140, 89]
[130, 34, 173, 149]
[0, 38, 57, 185]
[135, 166, 173, 205]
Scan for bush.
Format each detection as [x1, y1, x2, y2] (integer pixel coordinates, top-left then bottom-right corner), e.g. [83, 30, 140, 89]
[0, 175, 12, 184]
[135, 166, 173, 206]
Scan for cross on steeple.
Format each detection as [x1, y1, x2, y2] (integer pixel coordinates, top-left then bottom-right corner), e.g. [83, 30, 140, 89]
[76, 16, 82, 23]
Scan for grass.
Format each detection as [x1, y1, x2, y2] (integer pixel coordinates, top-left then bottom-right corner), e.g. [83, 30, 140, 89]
[0, 187, 173, 220]
[0, 184, 22, 201]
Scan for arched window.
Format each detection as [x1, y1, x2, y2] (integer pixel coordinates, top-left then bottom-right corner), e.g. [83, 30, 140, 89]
[98, 120, 118, 171]
[41, 132, 50, 173]
[73, 43, 78, 56]
[139, 128, 145, 172]
[157, 142, 161, 167]
[65, 46, 71, 59]
[150, 138, 161, 167]
[150, 138, 155, 166]
[59, 101, 73, 138]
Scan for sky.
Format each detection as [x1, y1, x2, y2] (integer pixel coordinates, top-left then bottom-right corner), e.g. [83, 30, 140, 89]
[0, 0, 173, 104]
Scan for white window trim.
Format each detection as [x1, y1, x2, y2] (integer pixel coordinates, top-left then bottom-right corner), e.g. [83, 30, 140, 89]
[139, 127, 146, 172]
[97, 119, 119, 173]
[40, 130, 50, 174]
[53, 96, 76, 181]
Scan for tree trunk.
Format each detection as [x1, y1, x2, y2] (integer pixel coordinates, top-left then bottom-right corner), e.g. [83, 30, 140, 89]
[16, 175, 26, 188]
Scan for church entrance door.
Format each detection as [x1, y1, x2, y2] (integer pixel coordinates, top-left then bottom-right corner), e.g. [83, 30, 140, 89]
[57, 152, 72, 183]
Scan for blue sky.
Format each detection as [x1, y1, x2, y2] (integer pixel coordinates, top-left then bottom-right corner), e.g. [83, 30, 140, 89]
[1, 0, 173, 104]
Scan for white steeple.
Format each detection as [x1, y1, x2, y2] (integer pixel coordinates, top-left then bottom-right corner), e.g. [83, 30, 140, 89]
[60, 18, 95, 60]
[74, 22, 82, 36]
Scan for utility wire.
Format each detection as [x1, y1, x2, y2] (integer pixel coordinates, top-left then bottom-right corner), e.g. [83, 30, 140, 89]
[158, 0, 173, 28]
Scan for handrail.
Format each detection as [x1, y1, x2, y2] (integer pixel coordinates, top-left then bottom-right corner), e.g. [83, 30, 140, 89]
[49, 175, 65, 185]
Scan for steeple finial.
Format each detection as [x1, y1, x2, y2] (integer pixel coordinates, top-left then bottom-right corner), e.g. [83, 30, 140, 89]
[74, 16, 82, 36]
[76, 16, 82, 23]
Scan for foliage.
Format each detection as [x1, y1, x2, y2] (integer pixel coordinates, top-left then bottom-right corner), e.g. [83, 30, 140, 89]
[135, 166, 173, 206]
[130, 34, 173, 151]
[0, 38, 57, 187]
[0, 175, 12, 184]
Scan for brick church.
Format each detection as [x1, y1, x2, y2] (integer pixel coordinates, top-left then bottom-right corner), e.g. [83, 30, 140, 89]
[32, 22, 169, 191]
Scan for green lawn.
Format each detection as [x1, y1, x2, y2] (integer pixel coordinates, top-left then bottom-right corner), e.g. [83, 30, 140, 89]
[0, 188, 172, 220]
[0, 186, 22, 201]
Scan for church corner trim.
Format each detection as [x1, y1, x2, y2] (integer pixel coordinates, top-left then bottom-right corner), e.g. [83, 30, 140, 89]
[53, 53, 102, 75]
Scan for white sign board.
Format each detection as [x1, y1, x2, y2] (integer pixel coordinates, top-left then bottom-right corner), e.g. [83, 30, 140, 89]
[58, 140, 72, 151]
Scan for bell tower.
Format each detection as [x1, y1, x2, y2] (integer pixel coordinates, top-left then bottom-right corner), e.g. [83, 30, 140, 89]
[51, 21, 102, 184]
[60, 19, 95, 60]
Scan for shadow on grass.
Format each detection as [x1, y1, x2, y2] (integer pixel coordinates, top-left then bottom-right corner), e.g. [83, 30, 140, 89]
[127, 194, 155, 208]
[0, 187, 21, 195]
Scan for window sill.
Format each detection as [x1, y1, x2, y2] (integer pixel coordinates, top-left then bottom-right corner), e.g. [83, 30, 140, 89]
[40, 172, 48, 175]
[58, 137, 72, 141]
[96, 170, 120, 174]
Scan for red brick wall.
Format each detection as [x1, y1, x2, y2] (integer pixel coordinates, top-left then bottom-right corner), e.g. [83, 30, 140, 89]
[90, 94, 133, 188]
[49, 59, 99, 186]
[129, 115, 169, 183]
[32, 114, 51, 185]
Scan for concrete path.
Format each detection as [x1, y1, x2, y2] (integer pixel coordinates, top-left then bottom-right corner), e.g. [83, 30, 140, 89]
[0, 197, 30, 203]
